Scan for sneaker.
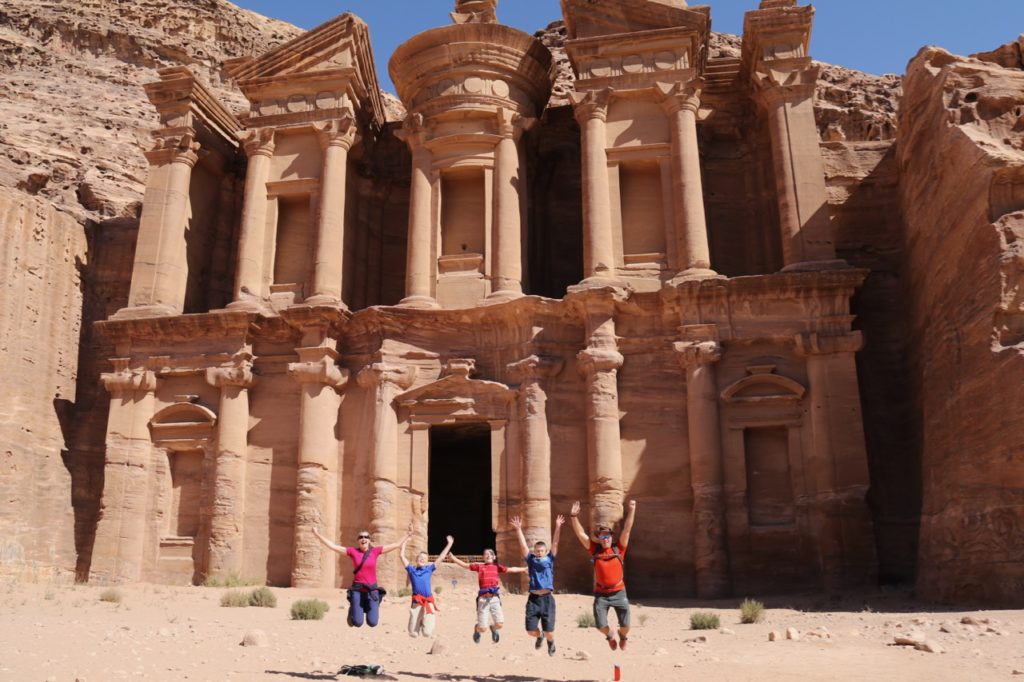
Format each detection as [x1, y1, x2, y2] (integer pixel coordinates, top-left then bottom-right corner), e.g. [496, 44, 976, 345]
[619, 635, 628, 651]
[491, 627, 500, 643]
[535, 635, 544, 650]
[473, 630, 481, 644]
[547, 639, 556, 656]
[606, 635, 618, 651]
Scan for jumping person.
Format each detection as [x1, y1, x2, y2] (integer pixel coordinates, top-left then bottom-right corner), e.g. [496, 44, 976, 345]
[569, 499, 637, 651]
[448, 547, 526, 643]
[312, 524, 413, 628]
[399, 533, 455, 638]
[510, 513, 564, 656]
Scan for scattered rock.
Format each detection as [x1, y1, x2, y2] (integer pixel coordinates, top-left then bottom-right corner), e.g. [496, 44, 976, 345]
[428, 639, 447, 655]
[719, 628, 734, 635]
[961, 616, 988, 626]
[914, 640, 944, 654]
[768, 631, 780, 642]
[939, 624, 955, 634]
[240, 630, 268, 648]
[685, 635, 708, 644]
[653, 647, 669, 656]
[785, 627, 801, 641]
[572, 650, 590, 661]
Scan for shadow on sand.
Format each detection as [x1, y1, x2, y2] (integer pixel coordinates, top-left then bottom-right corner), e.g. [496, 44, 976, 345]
[265, 671, 399, 681]
[394, 673, 596, 682]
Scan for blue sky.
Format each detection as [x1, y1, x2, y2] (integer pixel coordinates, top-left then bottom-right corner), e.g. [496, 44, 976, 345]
[232, 1, 1024, 91]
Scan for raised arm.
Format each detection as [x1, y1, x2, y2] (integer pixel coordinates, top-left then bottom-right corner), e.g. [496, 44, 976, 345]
[510, 515, 529, 558]
[312, 526, 346, 555]
[550, 514, 565, 557]
[381, 524, 415, 554]
[434, 535, 455, 568]
[505, 566, 527, 574]
[399, 536, 410, 568]
[447, 553, 471, 570]
[569, 500, 590, 550]
[619, 500, 637, 547]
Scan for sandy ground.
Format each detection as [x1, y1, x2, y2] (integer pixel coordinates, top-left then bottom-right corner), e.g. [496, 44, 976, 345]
[3, 576, 1024, 682]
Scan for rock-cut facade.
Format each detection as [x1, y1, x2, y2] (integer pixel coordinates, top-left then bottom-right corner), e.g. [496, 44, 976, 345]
[86, 0, 878, 594]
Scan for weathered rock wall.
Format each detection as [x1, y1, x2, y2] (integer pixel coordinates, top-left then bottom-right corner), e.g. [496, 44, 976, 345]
[0, 187, 85, 578]
[898, 45, 1024, 603]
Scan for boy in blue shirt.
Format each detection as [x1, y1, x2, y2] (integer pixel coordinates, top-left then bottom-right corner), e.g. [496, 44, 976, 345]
[400, 534, 454, 637]
[510, 513, 564, 656]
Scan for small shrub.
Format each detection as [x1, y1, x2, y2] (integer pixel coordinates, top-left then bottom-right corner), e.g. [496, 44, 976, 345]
[740, 598, 764, 624]
[99, 588, 123, 604]
[690, 612, 720, 630]
[248, 586, 277, 608]
[220, 590, 250, 608]
[203, 571, 257, 588]
[396, 587, 412, 598]
[576, 612, 596, 628]
[290, 599, 329, 620]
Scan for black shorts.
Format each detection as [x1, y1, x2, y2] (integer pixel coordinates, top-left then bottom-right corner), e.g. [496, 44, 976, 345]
[525, 592, 556, 633]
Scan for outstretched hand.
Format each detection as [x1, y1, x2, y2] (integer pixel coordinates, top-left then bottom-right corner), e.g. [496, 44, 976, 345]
[509, 515, 522, 530]
[628, 500, 637, 512]
[555, 514, 565, 527]
[570, 500, 581, 517]
[446, 535, 454, 545]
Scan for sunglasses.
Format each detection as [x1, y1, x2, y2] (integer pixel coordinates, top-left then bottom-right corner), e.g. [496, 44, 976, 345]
[597, 534, 612, 539]
[357, 535, 371, 540]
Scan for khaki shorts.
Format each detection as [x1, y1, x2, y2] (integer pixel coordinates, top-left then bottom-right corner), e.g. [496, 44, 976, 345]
[593, 589, 630, 630]
[476, 594, 504, 629]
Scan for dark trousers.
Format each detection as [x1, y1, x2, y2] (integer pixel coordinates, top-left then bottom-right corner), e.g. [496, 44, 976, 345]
[347, 589, 381, 627]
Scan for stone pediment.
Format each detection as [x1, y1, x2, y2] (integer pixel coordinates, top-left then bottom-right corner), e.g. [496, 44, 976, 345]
[560, 0, 709, 40]
[226, 12, 384, 125]
[394, 373, 514, 419]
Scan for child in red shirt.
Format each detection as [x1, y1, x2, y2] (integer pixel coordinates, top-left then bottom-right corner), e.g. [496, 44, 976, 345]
[450, 548, 526, 643]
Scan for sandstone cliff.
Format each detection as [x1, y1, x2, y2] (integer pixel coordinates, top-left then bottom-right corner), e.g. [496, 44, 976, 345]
[898, 43, 1024, 603]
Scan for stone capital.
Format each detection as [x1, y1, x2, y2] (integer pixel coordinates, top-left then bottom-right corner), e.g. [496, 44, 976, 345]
[102, 358, 157, 397]
[569, 88, 613, 124]
[751, 61, 819, 108]
[674, 341, 722, 368]
[206, 352, 257, 390]
[315, 112, 358, 151]
[144, 131, 201, 167]
[451, 0, 497, 24]
[239, 127, 276, 159]
[288, 347, 349, 390]
[576, 348, 624, 376]
[656, 79, 703, 115]
[443, 358, 477, 378]
[395, 112, 429, 149]
[507, 355, 564, 384]
[356, 362, 417, 390]
[794, 331, 864, 357]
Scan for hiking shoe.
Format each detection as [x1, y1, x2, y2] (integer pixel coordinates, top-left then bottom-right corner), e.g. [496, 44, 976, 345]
[535, 635, 544, 650]
[472, 630, 481, 644]
[547, 639, 556, 656]
[606, 635, 618, 651]
[619, 635, 628, 651]
[491, 627, 500, 643]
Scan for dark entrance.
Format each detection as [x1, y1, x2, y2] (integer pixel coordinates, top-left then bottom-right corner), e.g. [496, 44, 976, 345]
[428, 423, 495, 555]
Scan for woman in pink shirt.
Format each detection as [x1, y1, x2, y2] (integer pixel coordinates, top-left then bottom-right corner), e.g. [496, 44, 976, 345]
[313, 525, 412, 627]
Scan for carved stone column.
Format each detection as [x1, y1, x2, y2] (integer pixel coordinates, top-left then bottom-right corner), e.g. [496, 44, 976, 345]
[357, 362, 417, 583]
[658, 81, 717, 282]
[308, 115, 358, 307]
[570, 88, 616, 281]
[122, 134, 200, 316]
[288, 346, 349, 587]
[676, 340, 730, 598]
[753, 65, 842, 270]
[488, 108, 526, 301]
[397, 114, 439, 309]
[795, 331, 876, 588]
[507, 355, 564, 544]
[204, 351, 256, 579]
[230, 129, 275, 309]
[577, 345, 625, 531]
[90, 360, 157, 582]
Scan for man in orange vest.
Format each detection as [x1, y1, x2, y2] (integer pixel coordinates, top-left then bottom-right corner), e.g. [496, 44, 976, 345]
[569, 499, 637, 651]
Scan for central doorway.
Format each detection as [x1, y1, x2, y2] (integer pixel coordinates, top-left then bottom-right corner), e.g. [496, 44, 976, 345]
[428, 423, 495, 555]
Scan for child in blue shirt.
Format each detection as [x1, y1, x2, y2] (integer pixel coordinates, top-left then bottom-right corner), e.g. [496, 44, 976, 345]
[400, 534, 454, 637]
[511, 514, 564, 656]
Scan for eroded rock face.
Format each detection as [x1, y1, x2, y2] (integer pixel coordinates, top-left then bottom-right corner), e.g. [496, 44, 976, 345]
[0, 0, 301, 223]
[898, 46, 1024, 603]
